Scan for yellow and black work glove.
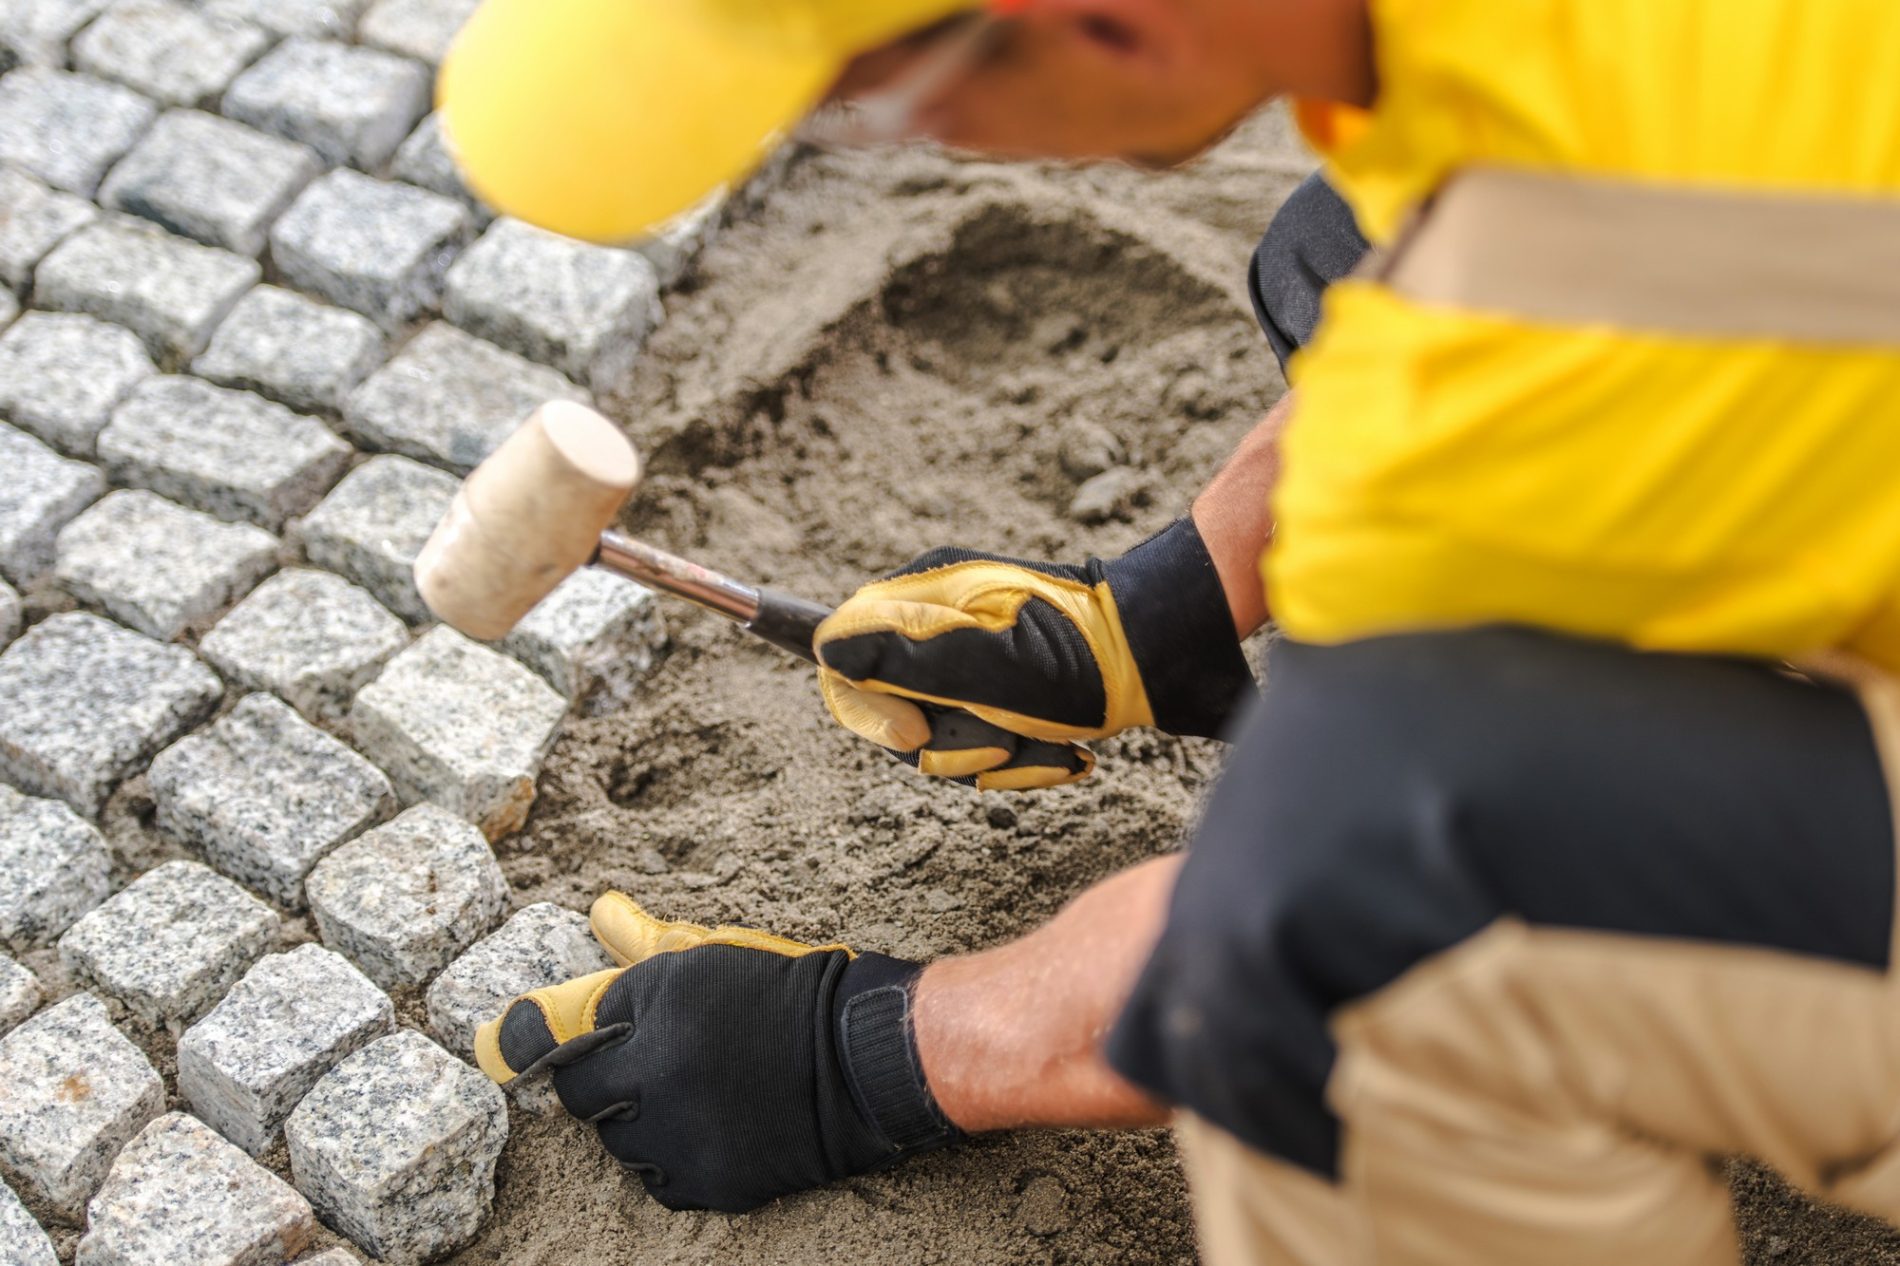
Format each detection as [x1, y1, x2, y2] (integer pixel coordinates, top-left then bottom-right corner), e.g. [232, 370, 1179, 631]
[815, 517, 1255, 789]
[475, 893, 962, 1214]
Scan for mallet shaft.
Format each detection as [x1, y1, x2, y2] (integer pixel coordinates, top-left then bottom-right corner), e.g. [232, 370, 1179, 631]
[592, 531, 835, 662]
[595, 531, 761, 624]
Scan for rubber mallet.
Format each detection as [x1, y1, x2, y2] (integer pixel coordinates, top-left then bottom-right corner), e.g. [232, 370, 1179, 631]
[412, 402, 1085, 777]
[414, 400, 831, 657]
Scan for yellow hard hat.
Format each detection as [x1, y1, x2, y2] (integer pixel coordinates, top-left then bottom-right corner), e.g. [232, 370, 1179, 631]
[437, 0, 983, 244]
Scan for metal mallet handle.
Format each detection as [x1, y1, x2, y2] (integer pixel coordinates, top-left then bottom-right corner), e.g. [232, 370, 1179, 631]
[593, 531, 831, 662]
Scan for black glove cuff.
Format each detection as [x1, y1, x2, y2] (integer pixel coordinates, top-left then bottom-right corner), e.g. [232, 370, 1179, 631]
[1098, 517, 1257, 740]
[836, 953, 963, 1156]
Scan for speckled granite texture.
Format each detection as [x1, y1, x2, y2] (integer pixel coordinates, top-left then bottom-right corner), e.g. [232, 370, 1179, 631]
[285, 1030, 506, 1264]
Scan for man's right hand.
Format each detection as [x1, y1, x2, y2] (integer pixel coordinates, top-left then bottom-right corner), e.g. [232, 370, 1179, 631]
[814, 518, 1256, 790]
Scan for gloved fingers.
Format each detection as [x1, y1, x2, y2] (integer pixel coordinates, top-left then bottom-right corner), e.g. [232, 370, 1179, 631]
[818, 670, 934, 753]
[818, 596, 1112, 739]
[593, 891, 851, 965]
[473, 967, 625, 1084]
[974, 741, 1095, 792]
[591, 891, 718, 967]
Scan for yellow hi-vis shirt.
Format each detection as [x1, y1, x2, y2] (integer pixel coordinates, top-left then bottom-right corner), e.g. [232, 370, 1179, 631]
[1271, 0, 1900, 669]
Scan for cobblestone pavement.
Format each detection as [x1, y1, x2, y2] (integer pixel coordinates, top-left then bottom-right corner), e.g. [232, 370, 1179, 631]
[0, 2, 696, 1259]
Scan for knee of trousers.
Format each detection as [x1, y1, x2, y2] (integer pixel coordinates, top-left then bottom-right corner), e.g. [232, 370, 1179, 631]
[1117, 628, 1899, 1178]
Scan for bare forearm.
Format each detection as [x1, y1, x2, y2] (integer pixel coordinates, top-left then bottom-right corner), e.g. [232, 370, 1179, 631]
[912, 855, 1182, 1133]
[1193, 392, 1293, 638]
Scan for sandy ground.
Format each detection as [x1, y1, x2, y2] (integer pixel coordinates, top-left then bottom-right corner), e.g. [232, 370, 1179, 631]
[28, 107, 1900, 1265]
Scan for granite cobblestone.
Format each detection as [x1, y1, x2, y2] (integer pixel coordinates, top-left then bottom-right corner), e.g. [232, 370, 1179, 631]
[33, 215, 259, 365]
[271, 169, 470, 333]
[223, 38, 430, 170]
[444, 217, 661, 396]
[0, 612, 222, 817]
[0, 784, 113, 951]
[0, 68, 154, 196]
[0, 311, 154, 457]
[149, 693, 395, 907]
[0, 1176, 57, 1266]
[285, 1030, 506, 1264]
[101, 109, 321, 256]
[290, 454, 457, 622]
[0, 954, 40, 1036]
[0, 165, 97, 291]
[78, 1111, 318, 1266]
[55, 489, 279, 641]
[305, 803, 507, 987]
[199, 569, 410, 727]
[356, 0, 476, 65]
[59, 859, 279, 1029]
[97, 376, 352, 530]
[0, 0, 113, 66]
[0, 992, 164, 1218]
[178, 943, 394, 1156]
[343, 320, 588, 472]
[193, 285, 386, 415]
[72, 0, 270, 109]
[351, 627, 568, 839]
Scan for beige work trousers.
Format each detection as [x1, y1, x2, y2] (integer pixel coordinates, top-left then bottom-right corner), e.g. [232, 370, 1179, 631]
[1177, 666, 1900, 1266]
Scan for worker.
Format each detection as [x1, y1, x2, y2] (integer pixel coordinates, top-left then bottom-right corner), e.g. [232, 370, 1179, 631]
[440, 1, 1900, 1261]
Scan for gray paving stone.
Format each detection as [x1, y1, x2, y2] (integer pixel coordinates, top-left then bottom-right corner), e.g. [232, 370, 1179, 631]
[0, 68, 155, 196]
[0, 785, 112, 951]
[0, 424, 106, 584]
[0, 288, 15, 328]
[0, 0, 112, 66]
[351, 629, 568, 840]
[285, 1030, 505, 1264]
[0, 1176, 56, 1266]
[198, 0, 366, 38]
[288, 454, 456, 622]
[97, 377, 351, 530]
[356, 0, 473, 64]
[389, 112, 489, 221]
[443, 218, 660, 396]
[503, 569, 665, 713]
[0, 613, 222, 817]
[33, 216, 259, 365]
[149, 694, 394, 907]
[78, 1111, 318, 1266]
[60, 859, 279, 1029]
[305, 804, 507, 988]
[295, 1250, 362, 1265]
[223, 38, 430, 170]
[193, 285, 385, 414]
[0, 579, 16, 647]
[178, 944, 393, 1157]
[200, 569, 409, 728]
[72, 0, 269, 109]
[0, 993, 164, 1218]
[0, 311, 153, 456]
[343, 321, 588, 472]
[56, 490, 279, 641]
[270, 170, 469, 333]
[633, 191, 725, 290]
[0, 165, 96, 291]
[425, 902, 610, 1059]
[101, 110, 319, 256]
[0, 954, 39, 1036]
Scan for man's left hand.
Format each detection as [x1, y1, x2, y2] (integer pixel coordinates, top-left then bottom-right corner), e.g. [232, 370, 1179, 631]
[475, 894, 962, 1213]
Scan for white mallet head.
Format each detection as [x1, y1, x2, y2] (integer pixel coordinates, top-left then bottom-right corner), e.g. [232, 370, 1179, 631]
[414, 401, 641, 640]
